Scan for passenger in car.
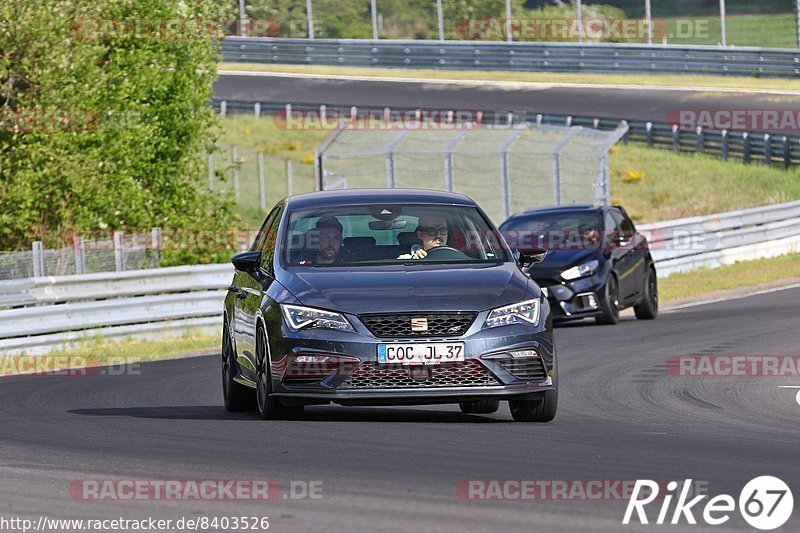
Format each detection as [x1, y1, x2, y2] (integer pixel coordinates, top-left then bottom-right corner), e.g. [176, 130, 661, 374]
[397, 215, 449, 260]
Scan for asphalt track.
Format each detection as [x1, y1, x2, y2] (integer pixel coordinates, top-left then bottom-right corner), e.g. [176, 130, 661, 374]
[213, 73, 800, 122]
[1, 286, 798, 532]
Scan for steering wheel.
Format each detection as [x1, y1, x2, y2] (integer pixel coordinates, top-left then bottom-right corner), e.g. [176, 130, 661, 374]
[421, 246, 468, 260]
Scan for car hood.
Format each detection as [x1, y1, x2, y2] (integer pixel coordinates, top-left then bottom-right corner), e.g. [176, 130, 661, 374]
[278, 262, 535, 314]
[528, 249, 602, 278]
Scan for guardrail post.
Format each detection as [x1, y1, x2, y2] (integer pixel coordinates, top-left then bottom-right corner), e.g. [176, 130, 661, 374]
[721, 130, 729, 161]
[320, 104, 326, 124]
[254, 102, 261, 118]
[220, 100, 227, 118]
[566, 115, 573, 127]
[113, 231, 124, 272]
[31, 241, 44, 277]
[672, 124, 680, 153]
[646, 122, 654, 147]
[258, 152, 266, 211]
[507, 111, 514, 125]
[232, 144, 240, 201]
[764, 134, 772, 165]
[783, 136, 791, 168]
[743, 132, 751, 164]
[286, 158, 293, 196]
[151, 227, 161, 268]
[593, 118, 600, 129]
[73, 236, 86, 275]
[697, 126, 705, 153]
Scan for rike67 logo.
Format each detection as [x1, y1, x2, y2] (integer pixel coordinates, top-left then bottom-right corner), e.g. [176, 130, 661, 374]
[624, 477, 793, 530]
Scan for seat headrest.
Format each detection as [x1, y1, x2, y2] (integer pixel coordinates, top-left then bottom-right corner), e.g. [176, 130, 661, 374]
[397, 232, 419, 247]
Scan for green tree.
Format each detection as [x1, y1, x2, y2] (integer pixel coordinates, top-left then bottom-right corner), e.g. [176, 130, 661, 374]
[0, 0, 239, 264]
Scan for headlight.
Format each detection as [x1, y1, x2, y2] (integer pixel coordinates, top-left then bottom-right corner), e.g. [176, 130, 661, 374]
[561, 259, 599, 281]
[280, 304, 354, 332]
[484, 299, 541, 329]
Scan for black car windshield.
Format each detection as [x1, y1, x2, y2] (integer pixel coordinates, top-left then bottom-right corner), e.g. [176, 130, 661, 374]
[283, 203, 509, 266]
[500, 211, 602, 251]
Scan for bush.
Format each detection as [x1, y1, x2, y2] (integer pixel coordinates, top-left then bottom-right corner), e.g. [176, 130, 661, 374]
[0, 0, 240, 264]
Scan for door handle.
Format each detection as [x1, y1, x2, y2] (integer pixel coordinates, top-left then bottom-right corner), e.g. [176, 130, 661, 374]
[228, 285, 239, 292]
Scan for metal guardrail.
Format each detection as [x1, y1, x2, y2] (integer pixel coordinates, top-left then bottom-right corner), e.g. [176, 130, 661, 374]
[1, 200, 797, 354]
[214, 100, 800, 168]
[638, 200, 800, 276]
[221, 37, 800, 78]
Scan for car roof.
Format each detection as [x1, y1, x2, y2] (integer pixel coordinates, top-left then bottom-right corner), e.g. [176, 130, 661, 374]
[285, 188, 477, 210]
[513, 204, 603, 217]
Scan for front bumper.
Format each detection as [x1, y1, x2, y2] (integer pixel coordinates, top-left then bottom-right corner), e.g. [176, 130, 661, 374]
[265, 307, 556, 406]
[537, 274, 605, 321]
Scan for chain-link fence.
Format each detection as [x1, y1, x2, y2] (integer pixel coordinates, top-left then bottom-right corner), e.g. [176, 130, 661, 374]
[227, 0, 800, 49]
[318, 122, 628, 224]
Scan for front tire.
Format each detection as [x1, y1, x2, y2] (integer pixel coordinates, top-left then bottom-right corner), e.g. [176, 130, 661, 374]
[634, 267, 658, 320]
[595, 274, 620, 325]
[255, 326, 304, 420]
[459, 399, 500, 414]
[509, 389, 558, 422]
[222, 322, 255, 412]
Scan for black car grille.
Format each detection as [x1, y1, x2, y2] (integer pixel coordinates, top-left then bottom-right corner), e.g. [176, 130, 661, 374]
[492, 356, 548, 380]
[359, 312, 476, 338]
[339, 360, 500, 389]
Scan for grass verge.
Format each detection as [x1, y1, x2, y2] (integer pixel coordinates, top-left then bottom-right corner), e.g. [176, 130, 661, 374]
[219, 63, 800, 93]
[659, 253, 800, 303]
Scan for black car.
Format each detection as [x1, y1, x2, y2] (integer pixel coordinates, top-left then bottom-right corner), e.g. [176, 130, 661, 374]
[222, 189, 557, 422]
[499, 205, 658, 325]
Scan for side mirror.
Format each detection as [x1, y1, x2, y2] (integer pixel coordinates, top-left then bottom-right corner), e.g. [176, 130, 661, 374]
[517, 246, 548, 272]
[231, 251, 262, 273]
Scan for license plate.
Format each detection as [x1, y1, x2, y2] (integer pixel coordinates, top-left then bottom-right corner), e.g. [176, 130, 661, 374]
[377, 342, 465, 365]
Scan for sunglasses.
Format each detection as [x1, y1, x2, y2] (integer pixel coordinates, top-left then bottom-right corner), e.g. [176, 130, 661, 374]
[419, 226, 449, 237]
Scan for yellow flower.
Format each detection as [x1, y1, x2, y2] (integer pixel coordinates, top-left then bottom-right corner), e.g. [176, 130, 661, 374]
[301, 154, 315, 165]
[622, 170, 644, 182]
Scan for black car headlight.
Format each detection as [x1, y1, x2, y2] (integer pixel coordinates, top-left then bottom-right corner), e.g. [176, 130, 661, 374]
[280, 304, 355, 333]
[561, 259, 600, 281]
[484, 299, 541, 329]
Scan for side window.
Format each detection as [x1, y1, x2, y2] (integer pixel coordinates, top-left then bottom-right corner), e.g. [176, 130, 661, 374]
[604, 211, 620, 240]
[617, 212, 635, 236]
[259, 206, 283, 271]
[250, 207, 280, 252]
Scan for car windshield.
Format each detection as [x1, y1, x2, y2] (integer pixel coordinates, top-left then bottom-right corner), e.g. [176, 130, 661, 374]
[500, 212, 603, 251]
[283, 203, 509, 266]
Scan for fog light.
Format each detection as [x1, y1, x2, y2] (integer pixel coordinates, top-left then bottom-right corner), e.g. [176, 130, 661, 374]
[294, 355, 329, 363]
[509, 349, 539, 358]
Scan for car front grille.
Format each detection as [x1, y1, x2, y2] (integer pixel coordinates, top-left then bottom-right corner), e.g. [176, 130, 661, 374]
[492, 356, 548, 380]
[358, 312, 476, 338]
[338, 360, 500, 389]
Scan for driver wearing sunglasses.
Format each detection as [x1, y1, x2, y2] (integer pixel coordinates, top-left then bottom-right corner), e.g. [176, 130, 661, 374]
[397, 215, 449, 260]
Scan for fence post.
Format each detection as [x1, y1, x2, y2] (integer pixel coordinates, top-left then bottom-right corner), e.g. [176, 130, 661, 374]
[743, 132, 751, 164]
[286, 158, 293, 196]
[73, 236, 86, 275]
[113, 231, 124, 272]
[436, 0, 445, 40]
[783, 136, 791, 169]
[721, 129, 729, 161]
[258, 152, 266, 211]
[764, 134, 772, 165]
[31, 241, 44, 277]
[370, 0, 378, 39]
[696, 126, 705, 153]
[645, 0, 653, 45]
[672, 124, 680, 152]
[208, 154, 214, 191]
[314, 150, 322, 191]
[306, 0, 314, 39]
[505, 0, 513, 42]
[646, 122, 654, 147]
[719, 0, 727, 46]
[151, 227, 161, 268]
[232, 144, 240, 201]
[576, 0, 583, 43]
[238, 0, 246, 36]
